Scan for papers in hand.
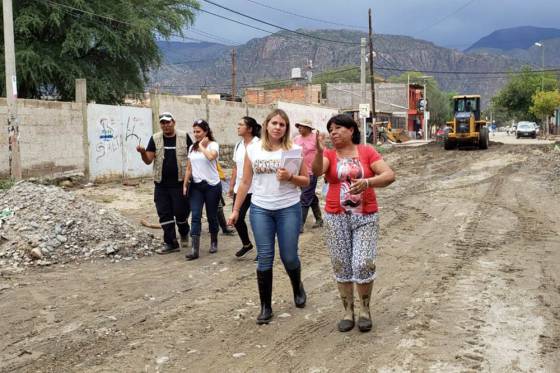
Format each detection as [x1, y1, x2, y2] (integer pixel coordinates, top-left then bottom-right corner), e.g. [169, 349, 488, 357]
[280, 148, 302, 176]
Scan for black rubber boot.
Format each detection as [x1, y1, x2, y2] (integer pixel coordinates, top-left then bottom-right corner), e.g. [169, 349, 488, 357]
[286, 266, 306, 308]
[310, 199, 323, 228]
[209, 232, 218, 254]
[256, 269, 273, 324]
[185, 235, 200, 261]
[300, 206, 309, 234]
[217, 206, 235, 235]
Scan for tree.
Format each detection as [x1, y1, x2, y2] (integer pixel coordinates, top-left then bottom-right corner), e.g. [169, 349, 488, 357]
[0, 0, 199, 104]
[491, 66, 559, 122]
[530, 90, 560, 136]
[389, 72, 454, 129]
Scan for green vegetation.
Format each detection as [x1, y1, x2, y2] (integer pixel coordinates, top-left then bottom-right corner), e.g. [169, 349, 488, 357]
[530, 90, 560, 133]
[0, 0, 199, 104]
[490, 66, 559, 122]
[0, 179, 14, 190]
[313, 66, 361, 97]
[256, 65, 363, 95]
[530, 90, 560, 118]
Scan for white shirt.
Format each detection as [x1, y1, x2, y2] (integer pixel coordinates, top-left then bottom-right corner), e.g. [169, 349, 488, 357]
[233, 137, 260, 194]
[246, 142, 301, 210]
[188, 141, 220, 186]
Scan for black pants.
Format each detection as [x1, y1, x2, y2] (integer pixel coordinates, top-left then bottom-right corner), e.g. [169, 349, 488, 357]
[154, 184, 190, 244]
[233, 193, 253, 246]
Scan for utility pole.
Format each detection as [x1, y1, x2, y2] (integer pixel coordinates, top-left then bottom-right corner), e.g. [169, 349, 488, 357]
[423, 82, 428, 141]
[231, 48, 237, 101]
[360, 38, 367, 144]
[3, 0, 21, 180]
[368, 8, 376, 143]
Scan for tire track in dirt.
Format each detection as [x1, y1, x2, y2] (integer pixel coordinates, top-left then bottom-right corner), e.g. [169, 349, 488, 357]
[373, 157, 526, 371]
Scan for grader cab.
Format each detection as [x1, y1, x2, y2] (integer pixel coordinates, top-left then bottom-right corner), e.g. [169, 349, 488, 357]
[444, 95, 489, 150]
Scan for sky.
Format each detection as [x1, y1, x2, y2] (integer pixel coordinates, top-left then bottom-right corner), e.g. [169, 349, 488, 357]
[183, 0, 560, 50]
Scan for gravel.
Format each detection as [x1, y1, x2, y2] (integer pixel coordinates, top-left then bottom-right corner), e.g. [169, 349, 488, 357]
[0, 182, 159, 271]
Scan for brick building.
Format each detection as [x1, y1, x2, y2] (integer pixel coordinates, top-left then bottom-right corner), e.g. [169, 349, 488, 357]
[244, 84, 321, 105]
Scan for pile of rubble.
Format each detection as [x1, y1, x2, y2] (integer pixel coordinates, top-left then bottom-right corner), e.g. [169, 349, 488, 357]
[0, 182, 159, 271]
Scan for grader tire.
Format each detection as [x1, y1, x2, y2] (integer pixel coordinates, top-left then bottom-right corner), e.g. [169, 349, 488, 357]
[479, 127, 489, 150]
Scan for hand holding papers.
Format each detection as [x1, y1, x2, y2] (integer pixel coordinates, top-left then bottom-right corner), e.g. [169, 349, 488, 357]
[280, 148, 302, 176]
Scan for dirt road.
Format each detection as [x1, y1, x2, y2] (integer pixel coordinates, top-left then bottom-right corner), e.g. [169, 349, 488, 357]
[1, 142, 559, 372]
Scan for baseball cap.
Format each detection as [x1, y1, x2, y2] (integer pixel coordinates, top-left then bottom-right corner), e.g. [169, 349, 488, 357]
[159, 112, 174, 122]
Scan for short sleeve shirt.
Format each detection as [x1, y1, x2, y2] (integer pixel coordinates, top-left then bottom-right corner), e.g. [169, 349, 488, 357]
[246, 143, 302, 210]
[324, 144, 382, 214]
[146, 134, 192, 188]
[293, 132, 317, 176]
[233, 137, 260, 194]
[188, 142, 220, 186]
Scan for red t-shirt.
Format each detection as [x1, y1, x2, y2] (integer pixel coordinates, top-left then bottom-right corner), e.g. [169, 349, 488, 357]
[324, 145, 382, 214]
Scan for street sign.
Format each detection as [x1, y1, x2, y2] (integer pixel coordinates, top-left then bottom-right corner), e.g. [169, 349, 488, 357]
[425, 111, 430, 121]
[359, 104, 370, 119]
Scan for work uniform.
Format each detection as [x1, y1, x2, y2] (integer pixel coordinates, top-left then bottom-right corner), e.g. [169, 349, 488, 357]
[146, 130, 193, 245]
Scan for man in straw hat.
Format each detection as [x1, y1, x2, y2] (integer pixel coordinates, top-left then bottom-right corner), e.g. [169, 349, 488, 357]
[294, 119, 323, 233]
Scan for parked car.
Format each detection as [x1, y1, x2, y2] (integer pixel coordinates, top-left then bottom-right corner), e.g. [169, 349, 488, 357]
[516, 122, 537, 139]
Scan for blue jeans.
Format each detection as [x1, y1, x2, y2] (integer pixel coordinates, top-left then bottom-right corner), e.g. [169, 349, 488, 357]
[250, 202, 302, 271]
[190, 181, 221, 236]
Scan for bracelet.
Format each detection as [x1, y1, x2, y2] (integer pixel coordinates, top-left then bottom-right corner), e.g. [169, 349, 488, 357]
[365, 178, 370, 188]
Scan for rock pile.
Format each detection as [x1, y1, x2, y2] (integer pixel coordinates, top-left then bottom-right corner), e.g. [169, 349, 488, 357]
[0, 182, 159, 271]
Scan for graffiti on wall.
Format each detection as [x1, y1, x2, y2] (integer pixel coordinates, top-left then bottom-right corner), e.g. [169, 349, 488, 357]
[88, 104, 152, 180]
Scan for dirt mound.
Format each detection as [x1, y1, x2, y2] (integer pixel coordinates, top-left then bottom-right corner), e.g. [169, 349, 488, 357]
[0, 182, 159, 272]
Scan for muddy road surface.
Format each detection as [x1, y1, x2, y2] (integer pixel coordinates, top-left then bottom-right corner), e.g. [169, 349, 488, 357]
[1, 142, 559, 372]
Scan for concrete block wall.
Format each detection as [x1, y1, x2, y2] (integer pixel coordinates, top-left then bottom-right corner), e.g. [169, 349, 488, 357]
[326, 83, 408, 113]
[156, 95, 207, 134]
[0, 98, 84, 178]
[157, 94, 273, 149]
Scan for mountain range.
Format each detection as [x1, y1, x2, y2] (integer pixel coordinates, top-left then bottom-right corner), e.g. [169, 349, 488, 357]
[151, 26, 560, 107]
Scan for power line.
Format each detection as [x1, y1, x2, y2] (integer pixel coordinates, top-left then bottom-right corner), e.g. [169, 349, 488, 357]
[34, 1, 560, 81]
[243, 0, 368, 31]
[200, 0, 360, 46]
[374, 65, 560, 75]
[415, 0, 478, 35]
[189, 27, 241, 45]
[41, 0, 135, 27]
[196, 7, 281, 35]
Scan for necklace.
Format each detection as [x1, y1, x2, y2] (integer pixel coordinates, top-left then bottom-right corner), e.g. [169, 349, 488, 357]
[335, 145, 358, 158]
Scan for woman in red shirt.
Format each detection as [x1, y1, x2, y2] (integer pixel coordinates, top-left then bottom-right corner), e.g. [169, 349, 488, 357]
[312, 114, 395, 332]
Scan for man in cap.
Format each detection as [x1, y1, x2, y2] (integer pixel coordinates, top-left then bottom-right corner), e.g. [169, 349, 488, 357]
[137, 112, 193, 253]
[294, 119, 323, 233]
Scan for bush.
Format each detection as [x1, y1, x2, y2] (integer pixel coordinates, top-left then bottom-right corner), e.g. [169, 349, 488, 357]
[0, 179, 14, 190]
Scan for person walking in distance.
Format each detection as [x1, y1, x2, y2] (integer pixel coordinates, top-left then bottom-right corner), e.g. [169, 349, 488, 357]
[294, 119, 323, 233]
[216, 162, 236, 236]
[136, 112, 192, 254]
[183, 119, 221, 261]
[227, 116, 261, 258]
[228, 109, 310, 324]
[312, 114, 395, 332]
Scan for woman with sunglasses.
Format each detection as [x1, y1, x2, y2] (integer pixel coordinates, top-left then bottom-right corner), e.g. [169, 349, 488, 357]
[183, 119, 221, 260]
